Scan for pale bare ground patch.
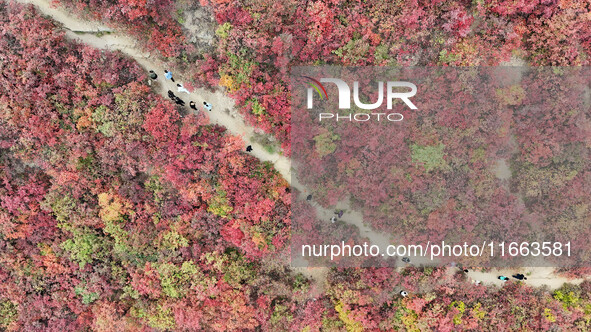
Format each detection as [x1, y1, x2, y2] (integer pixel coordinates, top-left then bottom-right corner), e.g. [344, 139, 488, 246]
[292, 266, 329, 297]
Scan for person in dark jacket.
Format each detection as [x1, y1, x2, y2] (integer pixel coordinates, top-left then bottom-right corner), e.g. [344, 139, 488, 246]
[512, 274, 527, 280]
[189, 101, 197, 110]
[174, 97, 185, 106]
[246, 145, 253, 152]
[149, 70, 158, 80]
[168, 90, 176, 99]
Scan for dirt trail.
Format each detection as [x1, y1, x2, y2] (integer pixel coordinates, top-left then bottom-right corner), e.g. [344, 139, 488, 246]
[13, 0, 586, 291]
[13, 0, 292, 184]
[466, 267, 581, 290]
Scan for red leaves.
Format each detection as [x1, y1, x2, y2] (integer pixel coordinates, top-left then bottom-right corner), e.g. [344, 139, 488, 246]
[442, 8, 474, 38]
[486, 0, 545, 16]
[199, 0, 589, 151]
[0, 3, 293, 330]
[221, 220, 245, 247]
[4, 0, 591, 331]
[130, 263, 163, 298]
[0, 174, 52, 241]
[143, 101, 180, 143]
[147, 28, 184, 58]
[119, 0, 149, 20]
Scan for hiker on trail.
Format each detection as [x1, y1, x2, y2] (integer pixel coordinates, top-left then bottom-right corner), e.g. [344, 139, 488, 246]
[174, 97, 185, 106]
[400, 291, 408, 297]
[164, 70, 174, 82]
[463, 269, 469, 273]
[336, 210, 344, 218]
[246, 145, 253, 152]
[203, 101, 213, 111]
[177, 83, 190, 94]
[330, 216, 337, 223]
[402, 257, 410, 263]
[512, 274, 527, 280]
[149, 70, 158, 80]
[306, 194, 312, 201]
[498, 276, 509, 281]
[189, 101, 198, 110]
[168, 90, 176, 99]
[474, 280, 482, 285]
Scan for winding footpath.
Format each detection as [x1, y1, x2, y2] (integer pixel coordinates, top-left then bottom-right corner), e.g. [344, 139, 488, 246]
[13, 0, 585, 291]
[13, 0, 292, 183]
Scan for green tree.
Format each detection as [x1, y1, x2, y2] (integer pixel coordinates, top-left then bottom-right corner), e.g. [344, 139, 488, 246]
[411, 143, 447, 172]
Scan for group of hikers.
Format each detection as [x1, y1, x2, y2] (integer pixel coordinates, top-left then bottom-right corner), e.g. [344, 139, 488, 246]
[150, 70, 214, 112]
[330, 209, 345, 223]
[166, 89, 212, 111]
[471, 272, 527, 286]
[498, 273, 527, 281]
[399, 270, 528, 298]
[149, 69, 252, 153]
[396, 269, 529, 299]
